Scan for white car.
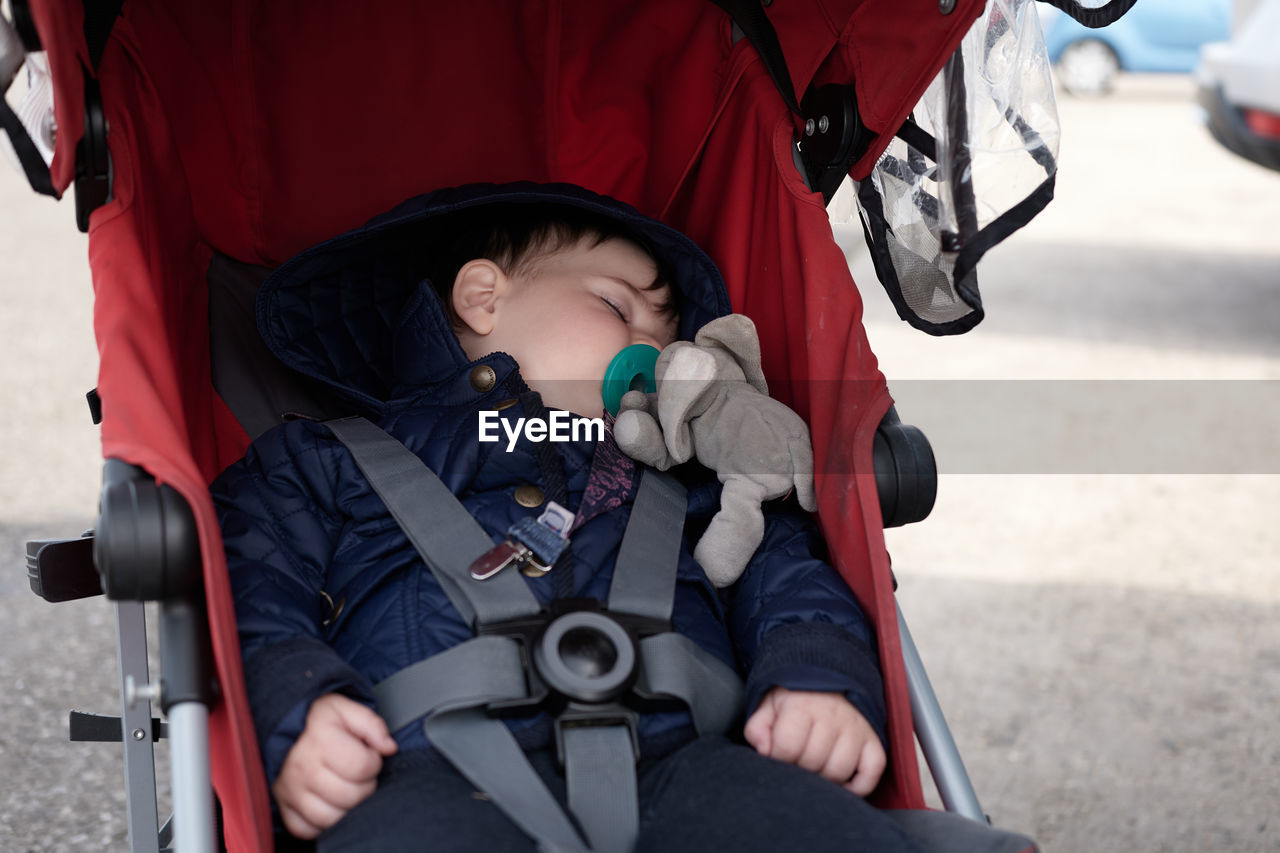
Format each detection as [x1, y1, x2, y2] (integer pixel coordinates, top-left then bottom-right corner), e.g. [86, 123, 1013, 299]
[1196, 0, 1280, 171]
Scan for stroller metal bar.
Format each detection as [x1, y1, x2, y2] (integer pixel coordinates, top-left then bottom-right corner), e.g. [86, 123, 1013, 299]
[168, 701, 215, 853]
[896, 601, 986, 822]
[115, 601, 161, 853]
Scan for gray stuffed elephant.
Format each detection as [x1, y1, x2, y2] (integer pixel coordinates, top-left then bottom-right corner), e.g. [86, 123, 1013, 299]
[614, 314, 817, 587]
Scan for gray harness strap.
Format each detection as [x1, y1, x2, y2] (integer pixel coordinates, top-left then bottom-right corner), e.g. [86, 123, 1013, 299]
[372, 637, 590, 852]
[332, 417, 744, 853]
[562, 725, 639, 853]
[637, 632, 746, 736]
[372, 635, 527, 733]
[564, 466, 693, 853]
[327, 416, 542, 626]
[427, 711, 590, 853]
[369, 638, 594, 852]
[606, 467, 687, 623]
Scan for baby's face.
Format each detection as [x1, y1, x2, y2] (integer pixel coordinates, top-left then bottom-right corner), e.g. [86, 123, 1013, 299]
[484, 237, 677, 417]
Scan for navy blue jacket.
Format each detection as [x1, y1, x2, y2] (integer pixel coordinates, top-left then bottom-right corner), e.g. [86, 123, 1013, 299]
[211, 184, 886, 787]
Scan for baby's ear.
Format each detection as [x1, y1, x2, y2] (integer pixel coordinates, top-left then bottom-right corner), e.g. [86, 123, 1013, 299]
[452, 259, 508, 336]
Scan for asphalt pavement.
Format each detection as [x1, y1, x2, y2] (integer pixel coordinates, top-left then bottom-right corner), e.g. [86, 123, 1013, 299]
[2, 73, 1278, 852]
[841, 74, 1280, 852]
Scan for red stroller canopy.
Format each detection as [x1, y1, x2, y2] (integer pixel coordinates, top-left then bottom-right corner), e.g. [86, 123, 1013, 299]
[30, 2, 981, 849]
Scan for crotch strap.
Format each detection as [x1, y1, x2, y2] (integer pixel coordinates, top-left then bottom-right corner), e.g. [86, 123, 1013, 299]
[327, 417, 744, 853]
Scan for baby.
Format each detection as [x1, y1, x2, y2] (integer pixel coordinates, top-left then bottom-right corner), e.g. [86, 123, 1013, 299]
[214, 184, 918, 852]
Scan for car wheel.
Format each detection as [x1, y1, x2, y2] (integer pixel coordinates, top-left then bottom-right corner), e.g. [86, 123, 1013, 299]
[1056, 39, 1120, 97]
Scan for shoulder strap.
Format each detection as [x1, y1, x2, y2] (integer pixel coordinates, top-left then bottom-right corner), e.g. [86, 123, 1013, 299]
[607, 468, 687, 623]
[326, 416, 542, 627]
[333, 415, 691, 628]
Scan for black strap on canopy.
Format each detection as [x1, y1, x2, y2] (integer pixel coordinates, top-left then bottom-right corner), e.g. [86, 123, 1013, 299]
[1, 12, 56, 198]
[82, 0, 125, 69]
[0, 96, 55, 196]
[1034, 0, 1138, 29]
[708, 0, 800, 116]
[708, 0, 869, 203]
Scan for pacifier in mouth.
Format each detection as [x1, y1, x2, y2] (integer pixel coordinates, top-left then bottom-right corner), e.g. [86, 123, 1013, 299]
[602, 344, 660, 416]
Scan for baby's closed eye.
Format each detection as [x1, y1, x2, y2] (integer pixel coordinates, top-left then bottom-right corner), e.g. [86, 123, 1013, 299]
[600, 295, 627, 321]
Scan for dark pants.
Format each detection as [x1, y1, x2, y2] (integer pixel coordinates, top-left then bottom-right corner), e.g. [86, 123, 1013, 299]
[315, 735, 928, 853]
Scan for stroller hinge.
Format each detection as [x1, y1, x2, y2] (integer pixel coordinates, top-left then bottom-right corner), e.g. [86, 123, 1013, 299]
[96, 459, 217, 711]
[873, 406, 938, 528]
[798, 84, 871, 205]
[96, 460, 201, 602]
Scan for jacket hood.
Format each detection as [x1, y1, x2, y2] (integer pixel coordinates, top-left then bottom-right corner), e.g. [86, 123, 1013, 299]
[257, 182, 732, 416]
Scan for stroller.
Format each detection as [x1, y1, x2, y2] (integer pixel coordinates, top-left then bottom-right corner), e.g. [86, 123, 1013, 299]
[4, 0, 1130, 850]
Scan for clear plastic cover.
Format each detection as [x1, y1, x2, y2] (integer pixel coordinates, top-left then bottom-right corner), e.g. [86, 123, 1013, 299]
[855, 0, 1060, 334]
[2, 51, 56, 176]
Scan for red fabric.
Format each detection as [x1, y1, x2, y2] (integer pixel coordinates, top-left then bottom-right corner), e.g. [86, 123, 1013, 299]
[31, 1, 982, 848]
[661, 56, 914, 808]
[84, 21, 276, 850]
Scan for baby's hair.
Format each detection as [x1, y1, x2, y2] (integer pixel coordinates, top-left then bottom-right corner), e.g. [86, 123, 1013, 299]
[418, 203, 677, 325]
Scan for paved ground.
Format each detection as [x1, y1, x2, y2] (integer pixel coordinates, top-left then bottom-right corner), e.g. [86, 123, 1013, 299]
[1, 73, 1278, 851]
[837, 74, 1280, 852]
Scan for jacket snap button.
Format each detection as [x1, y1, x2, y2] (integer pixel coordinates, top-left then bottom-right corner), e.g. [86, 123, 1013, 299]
[470, 365, 496, 392]
[514, 485, 545, 508]
[493, 397, 518, 411]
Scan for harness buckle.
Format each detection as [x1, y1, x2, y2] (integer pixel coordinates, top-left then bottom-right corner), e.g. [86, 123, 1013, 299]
[478, 600, 673, 716]
[534, 609, 638, 704]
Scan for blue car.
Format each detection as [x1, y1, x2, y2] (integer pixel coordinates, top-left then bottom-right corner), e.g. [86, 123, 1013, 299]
[1040, 0, 1232, 96]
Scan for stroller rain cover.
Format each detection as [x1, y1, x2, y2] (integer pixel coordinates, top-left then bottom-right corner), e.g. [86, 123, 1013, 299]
[25, 1, 985, 849]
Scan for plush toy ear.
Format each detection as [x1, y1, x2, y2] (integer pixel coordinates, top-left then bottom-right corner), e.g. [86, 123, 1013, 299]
[692, 314, 768, 394]
[655, 344, 718, 462]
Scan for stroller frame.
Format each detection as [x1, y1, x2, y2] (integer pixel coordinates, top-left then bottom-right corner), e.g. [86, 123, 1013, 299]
[8, 1, 1042, 850]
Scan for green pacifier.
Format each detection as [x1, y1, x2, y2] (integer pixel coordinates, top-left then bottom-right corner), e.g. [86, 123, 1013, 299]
[602, 344, 660, 416]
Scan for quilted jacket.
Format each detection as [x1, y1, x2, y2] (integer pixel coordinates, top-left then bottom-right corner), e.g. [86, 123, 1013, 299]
[211, 184, 886, 787]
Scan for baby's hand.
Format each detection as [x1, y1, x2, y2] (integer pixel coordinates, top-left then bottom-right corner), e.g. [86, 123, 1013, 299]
[743, 686, 885, 796]
[273, 693, 399, 839]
